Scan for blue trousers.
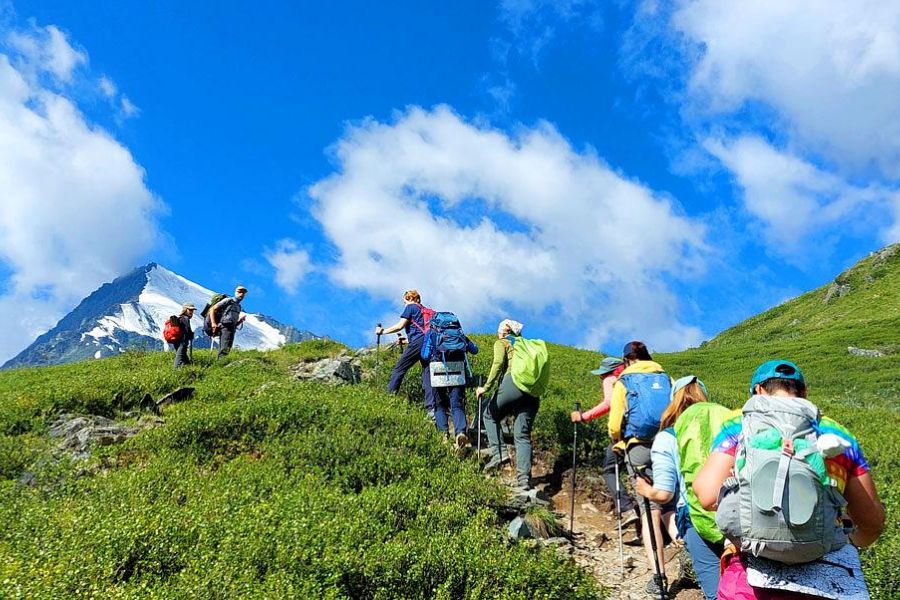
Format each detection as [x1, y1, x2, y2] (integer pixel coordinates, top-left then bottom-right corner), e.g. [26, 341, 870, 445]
[682, 525, 724, 600]
[433, 385, 467, 436]
[386, 338, 438, 411]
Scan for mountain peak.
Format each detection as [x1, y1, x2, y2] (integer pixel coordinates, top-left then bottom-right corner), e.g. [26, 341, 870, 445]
[2, 265, 317, 369]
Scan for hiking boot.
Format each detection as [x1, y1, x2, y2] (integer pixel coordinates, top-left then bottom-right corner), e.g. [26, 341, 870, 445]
[620, 511, 639, 528]
[483, 455, 509, 472]
[455, 432, 470, 458]
[645, 574, 667, 599]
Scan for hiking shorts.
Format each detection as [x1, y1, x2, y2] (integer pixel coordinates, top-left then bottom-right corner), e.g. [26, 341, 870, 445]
[624, 443, 676, 514]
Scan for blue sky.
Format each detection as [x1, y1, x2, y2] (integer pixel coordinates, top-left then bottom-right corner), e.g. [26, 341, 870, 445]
[1, 0, 898, 362]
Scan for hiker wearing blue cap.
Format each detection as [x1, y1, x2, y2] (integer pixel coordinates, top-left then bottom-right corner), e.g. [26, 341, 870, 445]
[694, 360, 885, 599]
[571, 355, 639, 525]
[632, 375, 726, 600]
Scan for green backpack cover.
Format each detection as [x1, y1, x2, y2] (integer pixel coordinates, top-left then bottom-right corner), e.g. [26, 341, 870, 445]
[673, 402, 731, 544]
[509, 337, 550, 397]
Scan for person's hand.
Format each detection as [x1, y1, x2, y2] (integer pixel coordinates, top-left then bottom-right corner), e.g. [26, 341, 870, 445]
[570, 411, 583, 423]
[475, 386, 486, 398]
[238, 316, 246, 325]
[375, 326, 384, 335]
[634, 475, 652, 498]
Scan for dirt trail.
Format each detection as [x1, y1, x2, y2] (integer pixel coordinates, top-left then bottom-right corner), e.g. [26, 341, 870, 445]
[527, 459, 705, 600]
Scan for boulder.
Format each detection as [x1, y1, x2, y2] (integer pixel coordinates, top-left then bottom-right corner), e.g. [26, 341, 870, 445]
[848, 346, 885, 358]
[823, 282, 850, 303]
[291, 356, 362, 385]
[507, 516, 533, 540]
[48, 414, 140, 460]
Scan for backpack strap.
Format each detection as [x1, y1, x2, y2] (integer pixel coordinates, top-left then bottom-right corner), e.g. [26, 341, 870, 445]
[410, 303, 427, 335]
[772, 441, 794, 513]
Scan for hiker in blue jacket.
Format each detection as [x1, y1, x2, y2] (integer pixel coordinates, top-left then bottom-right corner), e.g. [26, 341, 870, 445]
[375, 289, 439, 419]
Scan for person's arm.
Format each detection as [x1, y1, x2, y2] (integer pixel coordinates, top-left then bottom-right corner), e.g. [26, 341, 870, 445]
[635, 434, 679, 503]
[634, 477, 675, 504]
[209, 298, 231, 329]
[477, 341, 508, 397]
[693, 451, 735, 510]
[607, 380, 627, 444]
[843, 472, 885, 547]
[575, 376, 617, 423]
[376, 318, 409, 335]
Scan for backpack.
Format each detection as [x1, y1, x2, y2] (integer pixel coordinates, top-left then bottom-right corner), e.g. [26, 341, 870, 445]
[673, 402, 731, 544]
[163, 316, 183, 344]
[508, 336, 550, 397]
[409, 303, 435, 336]
[200, 292, 229, 318]
[202, 314, 218, 338]
[715, 395, 849, 564]
[420, 312, 468, 362]
[620, 372, 671, 440]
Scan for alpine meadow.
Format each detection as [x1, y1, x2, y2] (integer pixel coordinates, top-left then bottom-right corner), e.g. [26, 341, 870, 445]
[0, 245, 898, 599]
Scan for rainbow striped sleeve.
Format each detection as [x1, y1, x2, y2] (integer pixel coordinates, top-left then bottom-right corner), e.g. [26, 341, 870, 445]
[817, 417, 869, 491]
[710, 410, 743, 456]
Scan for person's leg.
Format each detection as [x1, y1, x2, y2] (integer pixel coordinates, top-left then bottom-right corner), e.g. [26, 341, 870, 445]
[418, 355, 439, 413]
[217, 325, 235, 358]
[626, 444, 666, 580]
[483, 374, 518, 467]
[386, 340, 421, 393]
[603, 443, 636, 514]
[682, 527, 723, 600]
[432, 387, 450, 433]
[512, 394, 539, 489]
[449, 385, 468, 438]
[173, 342, 182, 368]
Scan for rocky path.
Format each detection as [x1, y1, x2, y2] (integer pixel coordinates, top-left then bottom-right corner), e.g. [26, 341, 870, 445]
[495, 455, 705, 600]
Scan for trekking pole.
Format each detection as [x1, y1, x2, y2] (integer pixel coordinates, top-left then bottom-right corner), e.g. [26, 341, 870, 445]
[569, 402, 581, 538]
[376, 322, 382, 370]
[626, 455, 668, 600]
[614, 457, 625, 581]
[476, 375, 484, 455]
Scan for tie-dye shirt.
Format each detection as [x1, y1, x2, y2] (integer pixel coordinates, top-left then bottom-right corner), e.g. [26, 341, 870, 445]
[710, 406, 869, 493]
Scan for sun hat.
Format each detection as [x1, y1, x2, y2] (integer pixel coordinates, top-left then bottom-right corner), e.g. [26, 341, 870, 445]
[671, 375, 709, 401]
[182, 303, 196, 310]
[749, 360, 805, 396]
[590, 356, 624, 376]
[235, 285, 248, 293]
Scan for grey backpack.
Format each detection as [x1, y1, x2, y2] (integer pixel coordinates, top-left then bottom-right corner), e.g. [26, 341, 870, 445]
[716, 395, 849, 564]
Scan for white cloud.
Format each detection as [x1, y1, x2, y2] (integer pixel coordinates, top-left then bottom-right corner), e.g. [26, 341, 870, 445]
[119, 95, 139, 118]
[264, 240, 311, 295]
[8, 23, 87, 83]
[98, 75, 116, 98]
[673, 0, 900, 178]
[308, 106, 708, 350]
[0, 24, 164, 363]
[705, 136, 899, 257]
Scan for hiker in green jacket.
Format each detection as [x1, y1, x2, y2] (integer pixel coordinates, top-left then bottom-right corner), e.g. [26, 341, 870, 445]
[475, 319, 538, 491]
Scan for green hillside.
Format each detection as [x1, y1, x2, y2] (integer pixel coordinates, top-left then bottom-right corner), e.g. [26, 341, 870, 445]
[1, 245, 898, 598]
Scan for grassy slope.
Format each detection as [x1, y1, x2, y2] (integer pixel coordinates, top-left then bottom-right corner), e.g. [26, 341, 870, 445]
[1, 246, 898, 598]
[0, 344, 599, 599]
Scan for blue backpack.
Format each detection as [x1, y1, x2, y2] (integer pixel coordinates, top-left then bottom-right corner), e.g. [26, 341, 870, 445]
[620, 372, 671, 440]
[421, 312, 469, 361]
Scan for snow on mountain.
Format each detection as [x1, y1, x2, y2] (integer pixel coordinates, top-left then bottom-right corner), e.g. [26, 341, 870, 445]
[2, 264, 317, 369]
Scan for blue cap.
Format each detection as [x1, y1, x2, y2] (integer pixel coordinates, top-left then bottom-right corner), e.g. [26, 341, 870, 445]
[590, 356, 623, 376]
[671, 375, 708, 402]
[749, 360, 805, 396]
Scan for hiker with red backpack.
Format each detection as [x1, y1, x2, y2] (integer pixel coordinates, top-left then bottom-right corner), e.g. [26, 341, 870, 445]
[475, 320, 550, 491]
[375, 289, 439, 419]
[164, 303, 196, 368]
[609, 340, 674, 598]
[694, 360, 885, 599]
[420, 311, 478, 455]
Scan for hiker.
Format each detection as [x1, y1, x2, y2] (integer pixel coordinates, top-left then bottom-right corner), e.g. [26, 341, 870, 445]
[571, 356, 639, 528]
[420, 312, 479, 455]
[609, 340, 674, 598]
[208, 286, 247, 358]
[632, 375, 726, 600]
[375, 290, 439, 419]
[172, 303, 196, 368]
[694, 360, 885, 599]
[475, 319, 544, 491]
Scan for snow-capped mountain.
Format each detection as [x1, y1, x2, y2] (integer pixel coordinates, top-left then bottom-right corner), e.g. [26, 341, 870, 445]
[2, 263, 318, 369]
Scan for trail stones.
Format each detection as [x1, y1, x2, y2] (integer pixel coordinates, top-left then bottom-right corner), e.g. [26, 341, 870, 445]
[848, 346, 885, 358]
[507, 516, 533, 540]
[48, 414, 139, 460]
[140, 387, 195, 414]
[291, 355, 362, 385]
